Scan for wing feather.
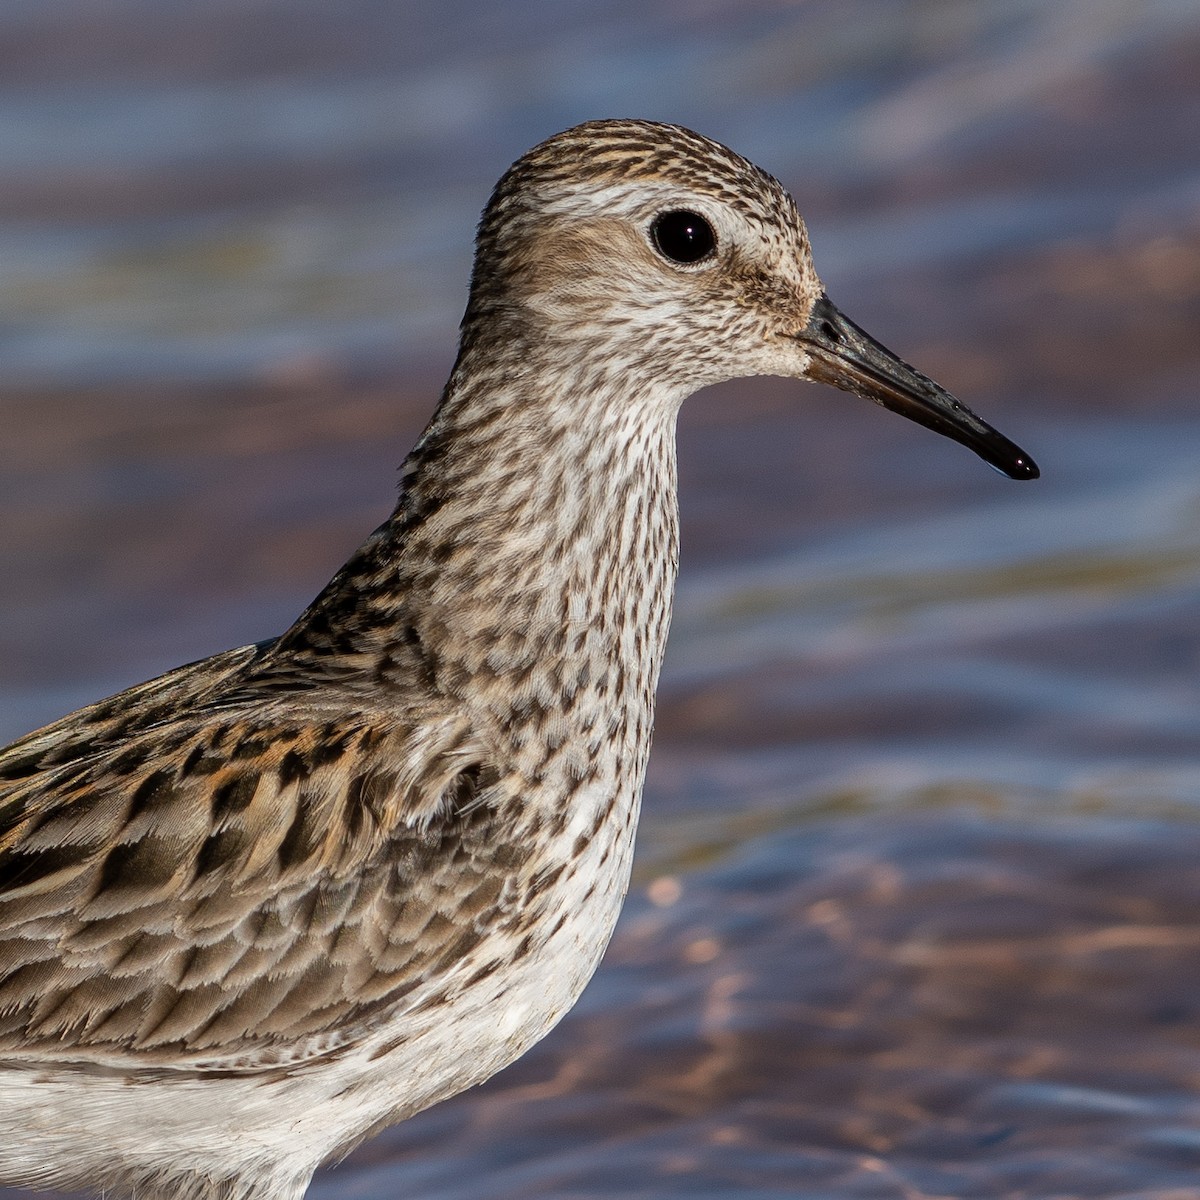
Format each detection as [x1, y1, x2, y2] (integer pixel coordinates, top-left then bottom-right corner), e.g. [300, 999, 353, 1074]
[0, 646, 517, 1074]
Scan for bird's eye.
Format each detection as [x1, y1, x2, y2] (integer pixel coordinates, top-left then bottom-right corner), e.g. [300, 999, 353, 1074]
[650, 210, 716, 265]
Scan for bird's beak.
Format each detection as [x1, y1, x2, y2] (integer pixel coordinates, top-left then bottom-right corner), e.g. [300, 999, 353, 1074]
[798, 293, 1038, 480]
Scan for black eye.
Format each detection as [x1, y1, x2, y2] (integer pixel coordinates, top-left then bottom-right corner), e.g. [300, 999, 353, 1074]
[650, 210, 716, 265]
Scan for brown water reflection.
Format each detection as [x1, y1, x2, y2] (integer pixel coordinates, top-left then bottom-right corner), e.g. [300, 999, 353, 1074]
[312, 814, 1200, 1199]
[3, 2, 1200, 1198]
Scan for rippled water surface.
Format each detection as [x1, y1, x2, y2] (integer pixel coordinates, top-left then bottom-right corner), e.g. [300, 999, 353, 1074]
[2, 2, 1200, 1197]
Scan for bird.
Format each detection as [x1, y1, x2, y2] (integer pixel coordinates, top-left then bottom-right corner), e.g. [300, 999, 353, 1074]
[0, 119, 1037, 1200]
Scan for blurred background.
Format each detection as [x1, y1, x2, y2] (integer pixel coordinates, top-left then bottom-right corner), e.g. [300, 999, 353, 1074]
[2, 1, 1200, 1197]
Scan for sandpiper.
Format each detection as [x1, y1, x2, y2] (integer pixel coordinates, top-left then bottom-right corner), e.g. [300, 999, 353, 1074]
[0, 120, 1036, 1200]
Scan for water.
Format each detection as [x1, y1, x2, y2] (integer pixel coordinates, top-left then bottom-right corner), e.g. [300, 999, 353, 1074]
[2, 3, 1200, 1197]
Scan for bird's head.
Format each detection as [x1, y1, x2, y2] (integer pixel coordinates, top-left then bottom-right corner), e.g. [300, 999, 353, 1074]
[462, 119, 1037, 480]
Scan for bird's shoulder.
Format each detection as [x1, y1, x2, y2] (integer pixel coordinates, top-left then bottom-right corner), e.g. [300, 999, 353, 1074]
[0, 641, 268, 785]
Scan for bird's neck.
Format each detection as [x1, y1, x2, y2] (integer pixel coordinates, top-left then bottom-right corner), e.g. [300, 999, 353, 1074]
[277, 343, 682, 777]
